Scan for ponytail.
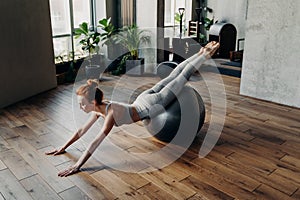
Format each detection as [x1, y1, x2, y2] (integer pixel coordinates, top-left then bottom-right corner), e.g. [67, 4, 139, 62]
[76, 79, 103, 105]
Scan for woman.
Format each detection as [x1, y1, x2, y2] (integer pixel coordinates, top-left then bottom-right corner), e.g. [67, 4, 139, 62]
[46, 41, 220, 177]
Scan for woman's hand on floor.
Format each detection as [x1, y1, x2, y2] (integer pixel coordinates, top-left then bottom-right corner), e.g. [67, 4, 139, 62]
[58, 165, 80, 177]
[45, 147, 66, 156]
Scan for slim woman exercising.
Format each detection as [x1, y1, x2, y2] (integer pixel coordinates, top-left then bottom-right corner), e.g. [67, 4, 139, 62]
[46, 41, 220, 177]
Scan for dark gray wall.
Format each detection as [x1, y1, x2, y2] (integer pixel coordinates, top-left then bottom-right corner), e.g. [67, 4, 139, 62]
[0, 0, 57, 108]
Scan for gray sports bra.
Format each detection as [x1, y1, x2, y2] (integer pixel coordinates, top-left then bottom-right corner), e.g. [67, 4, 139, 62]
[105, 101, 134, 126]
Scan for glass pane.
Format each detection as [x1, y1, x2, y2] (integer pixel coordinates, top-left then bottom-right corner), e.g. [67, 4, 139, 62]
[164, 0, 173, 26]
[73, 0, 91, 27]
[95, 0, 106, 22]
[53, 37, 72, 62]
[49, 0, 71, 35]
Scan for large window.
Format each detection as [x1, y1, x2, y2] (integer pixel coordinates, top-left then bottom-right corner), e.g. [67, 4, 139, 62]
[49, 0, 71, 36]
[164, 0, 192, 38]
[73, 0, 91, 28]
[49, 0, 97, 62]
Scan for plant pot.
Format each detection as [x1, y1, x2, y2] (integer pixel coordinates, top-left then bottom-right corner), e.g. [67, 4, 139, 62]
[73, 58, 84, 70]
[107, 43, 127, 60]
[55, 62, 71, 74]
[85, 65, 103, 80]
[56, 72, 67, 85]
[126, 58, 145, 75]
[90, 53, 106, 66]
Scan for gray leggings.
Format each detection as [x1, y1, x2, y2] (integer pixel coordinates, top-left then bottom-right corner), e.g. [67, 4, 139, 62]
[132, 53, 207, 119]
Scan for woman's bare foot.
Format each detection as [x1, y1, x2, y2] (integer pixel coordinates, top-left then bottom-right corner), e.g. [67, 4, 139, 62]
[199, 41, 220, 58]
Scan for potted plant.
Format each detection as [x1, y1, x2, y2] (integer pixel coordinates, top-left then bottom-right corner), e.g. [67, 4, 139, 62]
[74, 22, 103, 79]
[115, 25, 151, 75]
[98, 17, 122, 61]
[55, 53, 71, 74]
[199, 17, 214, 44]
[54, 51, 80, 84]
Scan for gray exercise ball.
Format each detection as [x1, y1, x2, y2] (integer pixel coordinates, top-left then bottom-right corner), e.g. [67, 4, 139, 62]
[143, 86, 205, 143]
[156, 61, 178, 79]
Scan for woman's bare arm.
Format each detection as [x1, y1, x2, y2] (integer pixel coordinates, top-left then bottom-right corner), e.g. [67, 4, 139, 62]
[58, 109, 115, 177]
[45, 112, 99, 155]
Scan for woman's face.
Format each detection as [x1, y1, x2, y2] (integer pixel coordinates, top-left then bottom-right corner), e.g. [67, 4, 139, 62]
[77, 95, 94, 113]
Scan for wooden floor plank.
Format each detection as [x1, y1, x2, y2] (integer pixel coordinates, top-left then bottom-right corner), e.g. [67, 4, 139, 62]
[159, 162, 191, 182]
[0, 149, 36, 180]
[291, 189, 300, 200]
[181, 176, 234, 200]
[1, 110, 24, 128]
[280, 155, 300, 169]
[273, 168, 300, 186]
[0, 159, 7, 170]
[169, 157, 258, 199]
[139, 170, 197, 199]
[110, 169, 150, 190]
[58, 186, 91, 200]
[137, 182, 177, 200]
[23, 120, 53, 136]
[91, 169, 138, 197]
[192, 157, 260, 192]
[117, 191, 151, 200]
[280, 140, 300, 159]
[0, 169, 33, 200]
[253, 138, 300, 159]
[206, 149, 299, 197]
[57, 162, 116, 200]
[227, 151, 277, 175]
[267, 170, 298, 195]
[0, 193, 4, 200]
[6, 136, 74, 193]
[253, 184, 293, 200]
[0, 135, 11, 152]
[0, 125, 19, 140]
[12, 125, 51, 150]
[20, 174, 62, 200]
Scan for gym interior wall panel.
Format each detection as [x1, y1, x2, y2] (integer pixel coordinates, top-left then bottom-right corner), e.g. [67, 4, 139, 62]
[240, 0, 300, 108]
[0, 0, 57, 108]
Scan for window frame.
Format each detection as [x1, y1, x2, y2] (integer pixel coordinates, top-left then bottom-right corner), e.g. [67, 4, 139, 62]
[50, 0, 97, 61]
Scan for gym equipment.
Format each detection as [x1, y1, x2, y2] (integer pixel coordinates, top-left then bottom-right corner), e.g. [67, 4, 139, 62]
[145, 63, 206, 143]
[156, 61, 178, 79]
[143, 85, 205, 143]
[209, 22, 237, 58]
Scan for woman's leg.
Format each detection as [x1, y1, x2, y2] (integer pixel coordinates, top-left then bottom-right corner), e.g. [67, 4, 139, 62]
[151, 41, 219, 94]
[132, 41, 219, 118]
[157, 41, 220, 106]
[150, 53, 199, 93]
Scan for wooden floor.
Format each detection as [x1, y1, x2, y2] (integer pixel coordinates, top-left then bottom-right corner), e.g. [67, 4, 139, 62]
[0, 64, 299, 200]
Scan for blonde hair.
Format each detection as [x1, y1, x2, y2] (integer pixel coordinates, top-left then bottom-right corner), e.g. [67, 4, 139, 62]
[76, 79, 103, 105]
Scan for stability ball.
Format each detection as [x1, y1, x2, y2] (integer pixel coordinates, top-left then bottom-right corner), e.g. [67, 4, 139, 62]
[156, 61, 178, 79]
[143, 85, 205, 143]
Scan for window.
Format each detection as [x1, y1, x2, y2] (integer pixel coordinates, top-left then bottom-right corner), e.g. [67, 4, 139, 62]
[72, 0, 91, 28]
[164, 0, 175, 27]
[49, 0, 71, 36]
[164, 0, 192, 38]
[49, 0, 96, 61]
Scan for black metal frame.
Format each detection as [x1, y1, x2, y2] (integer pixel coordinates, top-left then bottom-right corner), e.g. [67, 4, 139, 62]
[51, 0, 97, 60]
